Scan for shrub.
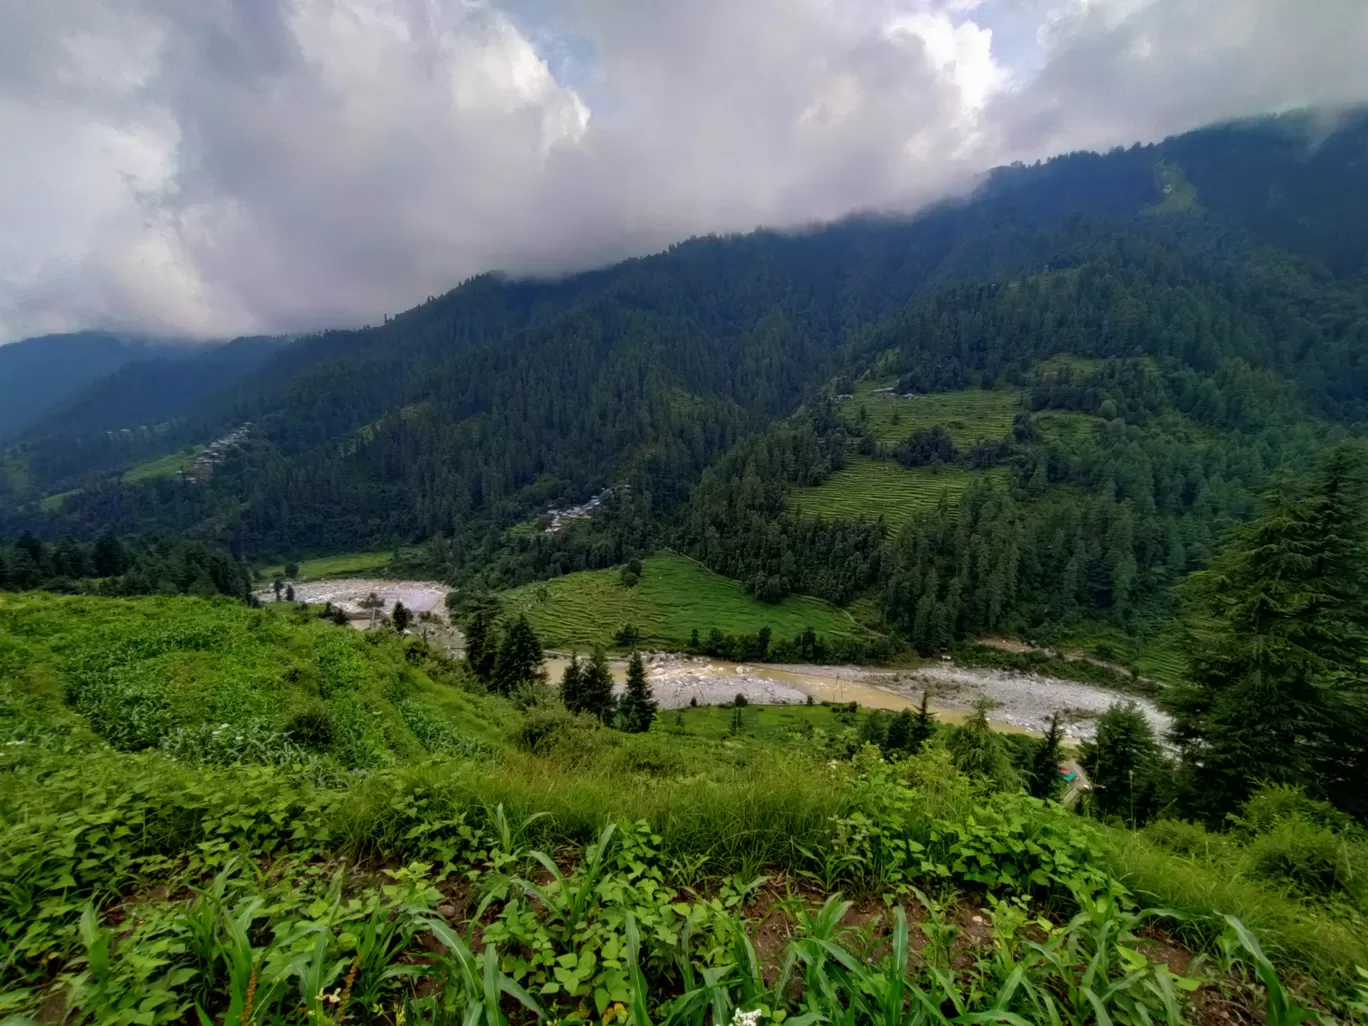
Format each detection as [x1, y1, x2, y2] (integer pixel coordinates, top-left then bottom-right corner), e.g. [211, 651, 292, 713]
[1244, 820, 1366, 904]
[511, 707, 610, 760]
[285, 703, 335, 749]
[1144, 817, 1230, 860]
[1236, 784, 1353, 836]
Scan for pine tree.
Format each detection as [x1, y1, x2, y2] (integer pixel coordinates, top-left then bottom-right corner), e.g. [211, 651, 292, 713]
[285, 584, 295, 602]
[947, 698, 1017, 791]
[908, 691, 937, 752]
[493, 614, 545, 696]
[92, 531, 128, 577]
[560, 652, 584, 714]
[885, 709, 914, 753]
[580, 647, 616, 724]
[464, 608, 499, 682]
[189, 571, 218, 599]
[1029, 712, 1064, 799]
[1167, 446, 1368, 819]
[1081, 702, 1163, 825]
[619, 650, 657, 733]
[392, 601, 411, 632]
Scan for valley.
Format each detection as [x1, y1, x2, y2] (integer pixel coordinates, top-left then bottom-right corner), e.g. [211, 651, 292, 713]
[262, 559, 1167, 739]
[3, 111, 1368, 1023]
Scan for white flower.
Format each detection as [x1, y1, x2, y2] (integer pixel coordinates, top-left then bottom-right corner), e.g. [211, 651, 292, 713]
[731, 1010, 763, 1026]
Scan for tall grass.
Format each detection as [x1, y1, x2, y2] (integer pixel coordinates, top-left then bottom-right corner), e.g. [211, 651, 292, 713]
[1101, 829, 1368, 993]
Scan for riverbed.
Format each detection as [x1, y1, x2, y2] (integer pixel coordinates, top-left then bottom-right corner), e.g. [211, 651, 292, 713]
[548, 652, 1165, 740]
[254, 576, 1164, 740]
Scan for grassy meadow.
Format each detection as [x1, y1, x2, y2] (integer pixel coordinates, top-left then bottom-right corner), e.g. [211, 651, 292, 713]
[121, 445, 204, 483]
[259, 548, 399, 581]
[501, 550, 865, 649]
[840, 382, 1020, 447]
[38, 488, 79, 512]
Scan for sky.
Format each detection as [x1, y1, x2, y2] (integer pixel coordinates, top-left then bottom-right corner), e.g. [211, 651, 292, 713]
[2, 0, 1366, 343]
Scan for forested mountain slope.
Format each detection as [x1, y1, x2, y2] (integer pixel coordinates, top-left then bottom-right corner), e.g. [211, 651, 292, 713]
[3, 111, 1367, 626]
[0, 331, 142, 442]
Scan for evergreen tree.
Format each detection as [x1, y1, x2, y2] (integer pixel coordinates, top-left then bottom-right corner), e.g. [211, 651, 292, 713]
[1029, 712, 1065, 799]
[53, 536, 91, 578]
[392, 601, 411, 632]
[464, 608, 499, 683]
[947, 698, 1018, 791]
[885, 709, 914, 754]
[1167, 446, 1368, 819]
[189, 571, 218, 599]
[580, 647, 616, 724]
[1081, 702, 1164, 825]
[273, 576, 283, 601]
[285, 584, 295, 602]
[493, 614, 545, 695]
[92, 531, 128, 577]
[619, 649, 657, 733]
[560, 652, 585, 714]
[908, 691, 937, 752]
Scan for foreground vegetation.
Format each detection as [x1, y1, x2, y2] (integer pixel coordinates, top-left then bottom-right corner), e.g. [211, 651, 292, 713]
[3, 593, 1368, 1023]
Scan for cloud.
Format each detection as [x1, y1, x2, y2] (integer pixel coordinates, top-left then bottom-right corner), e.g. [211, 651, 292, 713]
[0, 0, 1365, 342]
[986, 0, 1368, 160]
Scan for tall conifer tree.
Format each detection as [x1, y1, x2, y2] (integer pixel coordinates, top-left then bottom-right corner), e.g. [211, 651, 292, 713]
[619, 650, 657, 733]
[580, 647, 616, 724]
[560, 652, 584, 714]
[493, 614, 545, 695]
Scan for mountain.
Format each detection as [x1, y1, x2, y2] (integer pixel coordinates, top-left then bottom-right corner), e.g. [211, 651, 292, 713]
[0, 331, 142, 441]
[3, 110, 1367, 647]
[19, 335, 282, 442]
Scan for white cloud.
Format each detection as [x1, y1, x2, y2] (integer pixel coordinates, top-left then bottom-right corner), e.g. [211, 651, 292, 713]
[988, 0, 1368, 161]
[0, 0, 1365, 342]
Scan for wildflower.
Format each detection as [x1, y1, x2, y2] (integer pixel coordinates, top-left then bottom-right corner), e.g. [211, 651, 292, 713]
[731, 1009, 763, 1026]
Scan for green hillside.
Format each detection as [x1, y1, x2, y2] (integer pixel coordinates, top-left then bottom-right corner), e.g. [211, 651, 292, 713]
[501, 550, 865, 649]
[0, 591, 499, 767]
[122, 445, 203, 483]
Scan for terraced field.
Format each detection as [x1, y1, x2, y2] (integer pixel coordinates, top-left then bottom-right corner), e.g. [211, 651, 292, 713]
[842, 383, 1021, 447]
[501, 551, 865, 650]
[1057, 623, 1191, 688]
[791, 458, 1007, 529]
